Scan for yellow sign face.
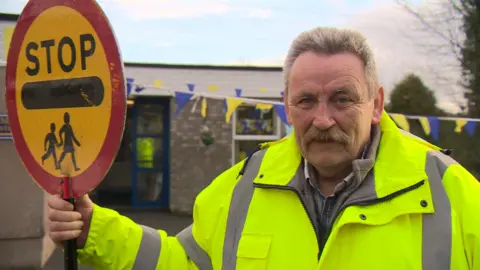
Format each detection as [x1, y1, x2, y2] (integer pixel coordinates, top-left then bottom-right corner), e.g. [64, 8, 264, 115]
[15, 6, 111, 177]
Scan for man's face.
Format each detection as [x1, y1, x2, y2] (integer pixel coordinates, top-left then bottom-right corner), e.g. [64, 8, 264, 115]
[285, 51, 384, 172]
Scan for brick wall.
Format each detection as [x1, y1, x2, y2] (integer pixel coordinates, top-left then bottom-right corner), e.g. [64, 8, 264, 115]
[169, 98, 232, 214]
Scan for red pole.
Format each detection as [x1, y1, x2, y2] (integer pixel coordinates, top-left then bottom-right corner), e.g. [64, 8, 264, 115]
[61, 176, 78, 270]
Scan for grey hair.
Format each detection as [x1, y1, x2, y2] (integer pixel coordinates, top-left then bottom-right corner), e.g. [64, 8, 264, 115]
[283, 27, 379, 98]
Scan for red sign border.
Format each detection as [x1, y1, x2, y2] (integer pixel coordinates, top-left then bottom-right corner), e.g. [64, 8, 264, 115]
[5, 0, 127, 198]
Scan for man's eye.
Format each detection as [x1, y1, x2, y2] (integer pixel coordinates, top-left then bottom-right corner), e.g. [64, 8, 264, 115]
[298, 97, 314, 104]
[335, 96, 352, 104]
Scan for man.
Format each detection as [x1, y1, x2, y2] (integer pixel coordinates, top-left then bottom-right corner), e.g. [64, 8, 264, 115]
[47, 27, 480, 269]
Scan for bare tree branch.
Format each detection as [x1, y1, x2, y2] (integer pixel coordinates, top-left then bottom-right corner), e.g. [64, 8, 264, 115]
[394, 0, 467, 108]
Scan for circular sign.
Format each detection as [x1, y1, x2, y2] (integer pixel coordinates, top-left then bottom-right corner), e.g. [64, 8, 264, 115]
[5, 0, 127, 198]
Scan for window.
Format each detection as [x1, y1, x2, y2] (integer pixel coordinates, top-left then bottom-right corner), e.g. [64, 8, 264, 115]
[235, 104, 276, 136]
[231, 101, 283, 165]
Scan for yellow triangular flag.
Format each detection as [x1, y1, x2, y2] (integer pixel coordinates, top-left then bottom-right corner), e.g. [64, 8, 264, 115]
[3, 26, 14, 60]
[154, 80, 163, 87]
[390, 113, 410, 132]
[208, 85, 218, 92]
[455, 119, 468, 133]
[201, 98, 207, 118]
[225, 98, 243, 123]
[418, 117, 431, 135]
[256, 103, 273, 110]
[259, 88, 267, 92]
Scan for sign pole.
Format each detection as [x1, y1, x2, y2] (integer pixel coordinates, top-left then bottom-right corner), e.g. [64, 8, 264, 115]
[61, 176, 78, 270]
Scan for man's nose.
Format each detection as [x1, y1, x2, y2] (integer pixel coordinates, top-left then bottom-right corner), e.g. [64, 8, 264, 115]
[312, 102, 335, 130]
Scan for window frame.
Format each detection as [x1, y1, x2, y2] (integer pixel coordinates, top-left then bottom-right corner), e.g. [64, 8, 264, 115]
[230, 98, 283, 165]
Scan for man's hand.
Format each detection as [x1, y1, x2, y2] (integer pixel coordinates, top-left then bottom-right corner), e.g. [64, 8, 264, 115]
[47, 194, 94, 249]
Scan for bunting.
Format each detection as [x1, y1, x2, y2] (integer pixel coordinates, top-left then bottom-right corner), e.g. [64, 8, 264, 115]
[154, 80, 163, 87]
[208, 85, 218, 92]
[455, 119, 468, 133]
[274, 104, 289, 127]
[187, 83, 195, 92]
[225, 98, 244, 123]
[124, 78, 480, 138]
[419, 117, 430, 135]
[465, 121, 476, 136]
[201, 97, 207, 118]
[390, 114, 410, 131]
[256, 103, 273, 110]
[174, 92, 193, 116]
[235, 88, 243, 97]
[427, 117, 440, 141]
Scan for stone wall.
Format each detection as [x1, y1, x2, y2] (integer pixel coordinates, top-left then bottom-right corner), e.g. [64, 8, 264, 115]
[169, 98, 232, 214]
[0, 66, 55, 269]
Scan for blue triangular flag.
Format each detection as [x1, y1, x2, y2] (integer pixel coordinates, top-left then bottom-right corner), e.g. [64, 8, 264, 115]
[126, 77, 134, 96]
[135, 85, 145, 93]
[174, 92, 193, 116]
[235, 88, 242, 97]
[428, 117, 440, 141]
[465, 121, 476, 136]
[187, 83, 195, 92]
[274, 104, 289, 126]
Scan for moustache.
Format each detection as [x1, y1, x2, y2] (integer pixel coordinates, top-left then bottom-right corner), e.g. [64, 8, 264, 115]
[304, 127, 352, 145]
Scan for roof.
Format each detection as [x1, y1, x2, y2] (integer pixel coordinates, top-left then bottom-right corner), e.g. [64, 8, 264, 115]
[0, 13, 18, 22]
[124, 62, 282, 71]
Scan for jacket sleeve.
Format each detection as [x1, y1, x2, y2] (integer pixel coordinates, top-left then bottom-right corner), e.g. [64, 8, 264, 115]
[443, 163, 480, 270]
[76, 204, 198, 270]
[76, 161, 246, 270]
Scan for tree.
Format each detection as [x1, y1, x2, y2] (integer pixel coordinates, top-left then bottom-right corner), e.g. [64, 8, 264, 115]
[388, 74, 480, 179]
[461, 0, 480, 116]
[388, 73, 445, 116]
[395, 0, 480, 115]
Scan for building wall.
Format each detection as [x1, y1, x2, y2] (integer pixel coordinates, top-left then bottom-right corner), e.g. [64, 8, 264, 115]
[170, 98, 233, 213]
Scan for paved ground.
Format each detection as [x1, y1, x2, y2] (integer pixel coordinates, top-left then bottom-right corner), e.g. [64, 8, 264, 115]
[43, 209, 192, 269]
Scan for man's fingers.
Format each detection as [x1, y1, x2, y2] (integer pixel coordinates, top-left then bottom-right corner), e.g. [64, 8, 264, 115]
[50, 221, 84, 232]
[49, 209, 82, 222]
[49, 230, 82, 242]
[48, 195, 74, 211]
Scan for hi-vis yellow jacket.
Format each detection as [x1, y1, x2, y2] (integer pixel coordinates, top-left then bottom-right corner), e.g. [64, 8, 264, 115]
[77, 111, 480, 270]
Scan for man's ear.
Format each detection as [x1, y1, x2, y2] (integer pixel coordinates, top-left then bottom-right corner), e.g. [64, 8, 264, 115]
[371, 86, 384, 124]
[283, 90, 292, 124]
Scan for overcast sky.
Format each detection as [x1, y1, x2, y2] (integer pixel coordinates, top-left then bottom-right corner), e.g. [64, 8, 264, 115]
[1, 0, 465, 113]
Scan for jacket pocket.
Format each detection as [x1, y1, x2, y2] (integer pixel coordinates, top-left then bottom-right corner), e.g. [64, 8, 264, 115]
[236, 233, 273, 270]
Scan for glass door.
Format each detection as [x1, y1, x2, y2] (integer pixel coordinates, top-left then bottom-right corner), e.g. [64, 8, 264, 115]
[131, 97, 170, 208]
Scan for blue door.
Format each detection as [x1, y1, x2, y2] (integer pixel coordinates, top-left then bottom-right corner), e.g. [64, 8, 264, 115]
[131, 97, 170, 208]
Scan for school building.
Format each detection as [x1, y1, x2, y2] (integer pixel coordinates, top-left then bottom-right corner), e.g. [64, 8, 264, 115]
[0, 12, 289, 216]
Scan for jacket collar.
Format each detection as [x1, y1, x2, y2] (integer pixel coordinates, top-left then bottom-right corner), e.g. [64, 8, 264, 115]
[254, 110, 433, 198]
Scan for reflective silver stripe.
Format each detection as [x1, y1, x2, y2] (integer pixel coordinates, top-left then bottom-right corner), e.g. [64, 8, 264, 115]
[132, 225, 161, 270]
[222, 149, 267, 270]
[423, 151, 454, 270]
[177, 224, 213, 270]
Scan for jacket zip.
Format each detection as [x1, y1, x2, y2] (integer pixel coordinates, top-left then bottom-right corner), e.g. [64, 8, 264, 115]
[253, 179, 425, 261]
[252, 183, 323, 259]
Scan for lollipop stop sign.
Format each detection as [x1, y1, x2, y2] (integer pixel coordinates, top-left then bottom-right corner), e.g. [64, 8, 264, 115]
[5, 0, 127, 269]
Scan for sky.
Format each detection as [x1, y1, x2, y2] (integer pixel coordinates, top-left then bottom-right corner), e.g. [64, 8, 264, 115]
[0, 0, 465, 113]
